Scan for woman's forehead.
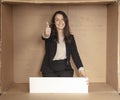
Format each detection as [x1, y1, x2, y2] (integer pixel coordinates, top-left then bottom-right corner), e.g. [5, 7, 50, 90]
[55, 14, 64, 19]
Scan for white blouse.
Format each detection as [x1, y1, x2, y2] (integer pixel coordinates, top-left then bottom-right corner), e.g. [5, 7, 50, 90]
[53, 36, 66, 60]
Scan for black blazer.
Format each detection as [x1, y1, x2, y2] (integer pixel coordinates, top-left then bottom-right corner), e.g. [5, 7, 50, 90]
[40, 34, 83, 72]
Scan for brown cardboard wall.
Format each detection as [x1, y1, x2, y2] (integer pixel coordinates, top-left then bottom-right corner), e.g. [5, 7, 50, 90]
[13, 5, 107, 83]
[1, 4, 13, 91]
[107, 3, 118, 90]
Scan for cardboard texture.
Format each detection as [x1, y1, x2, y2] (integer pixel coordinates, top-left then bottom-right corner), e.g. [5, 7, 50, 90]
[0, 0, 120, 93]
[107, 3, 118, 91]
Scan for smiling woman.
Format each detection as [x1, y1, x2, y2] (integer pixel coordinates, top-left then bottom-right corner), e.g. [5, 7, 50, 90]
[41, 11, 87, 77]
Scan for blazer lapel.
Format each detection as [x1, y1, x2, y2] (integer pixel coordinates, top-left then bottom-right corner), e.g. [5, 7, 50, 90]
[65, 42, 69, 59]
[50, 41, 57, 60]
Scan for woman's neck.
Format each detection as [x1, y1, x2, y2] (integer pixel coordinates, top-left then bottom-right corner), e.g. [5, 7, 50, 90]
[57, 29, 64, 37]
[57, 29, 64, 42]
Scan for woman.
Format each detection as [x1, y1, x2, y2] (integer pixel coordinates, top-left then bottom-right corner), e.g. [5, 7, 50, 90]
[41, 11, 87, 77]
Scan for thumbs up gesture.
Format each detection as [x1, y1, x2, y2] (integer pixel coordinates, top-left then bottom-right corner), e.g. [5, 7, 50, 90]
[45, 22, 51, 37]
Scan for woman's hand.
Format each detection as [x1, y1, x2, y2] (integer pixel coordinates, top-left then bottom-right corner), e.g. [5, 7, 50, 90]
[79, 70, 87, 77]
[79, 70, 89, 85]
[45, 22, 51, 37]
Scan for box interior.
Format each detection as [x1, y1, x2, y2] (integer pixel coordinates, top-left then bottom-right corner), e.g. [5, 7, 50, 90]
[0, 2, 118, 92]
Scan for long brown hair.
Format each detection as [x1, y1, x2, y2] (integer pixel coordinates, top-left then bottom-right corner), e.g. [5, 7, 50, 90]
[50, 11, 71, 43]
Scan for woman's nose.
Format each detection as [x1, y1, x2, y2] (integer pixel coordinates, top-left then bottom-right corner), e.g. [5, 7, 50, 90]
[59, 20, 63, 24]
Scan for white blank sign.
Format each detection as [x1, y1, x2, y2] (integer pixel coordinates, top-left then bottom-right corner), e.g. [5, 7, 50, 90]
[29, 77, 88, 93]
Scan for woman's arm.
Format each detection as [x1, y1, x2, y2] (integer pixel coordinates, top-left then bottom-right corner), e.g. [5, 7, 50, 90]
[71, 35, 87, 77]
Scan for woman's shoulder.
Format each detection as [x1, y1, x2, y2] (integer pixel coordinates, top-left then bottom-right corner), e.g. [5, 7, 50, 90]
[69, 34, 74, 39]
[68, 34, 75, 44]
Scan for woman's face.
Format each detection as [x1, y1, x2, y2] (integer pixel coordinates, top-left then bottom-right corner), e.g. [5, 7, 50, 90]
[55, 14, 65, 31]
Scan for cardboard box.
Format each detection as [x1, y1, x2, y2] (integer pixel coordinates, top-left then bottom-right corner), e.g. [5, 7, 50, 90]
[0, 0, 120, 94]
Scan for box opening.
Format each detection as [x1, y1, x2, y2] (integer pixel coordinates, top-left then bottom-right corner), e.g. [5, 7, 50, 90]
[0, 1, 119, 93]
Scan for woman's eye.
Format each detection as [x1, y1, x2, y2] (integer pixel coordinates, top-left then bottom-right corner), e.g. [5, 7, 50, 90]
[55, 19, 59, 22]
[55, 19, 64, 22]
